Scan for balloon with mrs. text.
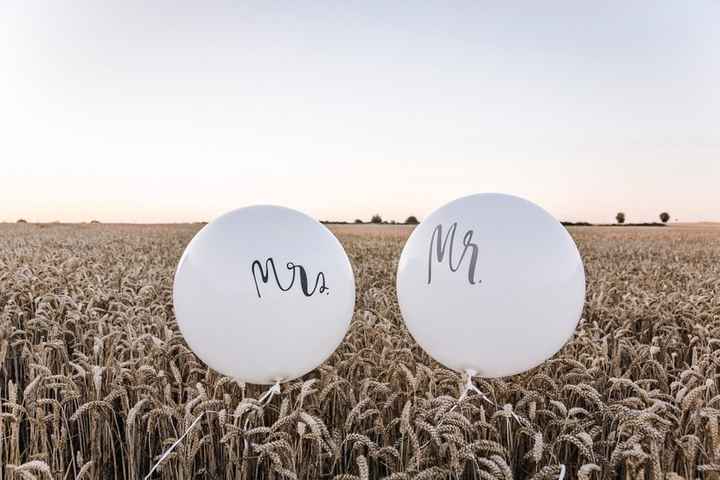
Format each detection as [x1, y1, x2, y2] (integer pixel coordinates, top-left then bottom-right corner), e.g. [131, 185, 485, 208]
[173, 205, 355, 385]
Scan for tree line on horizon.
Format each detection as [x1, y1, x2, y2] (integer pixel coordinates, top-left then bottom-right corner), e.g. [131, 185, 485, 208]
[13, 212, 675, 226]
[614, 211, 671, 225]
[320, 215, 420, 225]
[342, 211, 674, 226]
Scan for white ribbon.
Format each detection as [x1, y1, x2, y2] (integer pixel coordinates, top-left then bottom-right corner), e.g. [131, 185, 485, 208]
[453, 369, 566, 480]
[143, 380, 281, 480]
[243, 381, 281, 452]
[143, 375, 565, 479]
[143, 413, 205, 480]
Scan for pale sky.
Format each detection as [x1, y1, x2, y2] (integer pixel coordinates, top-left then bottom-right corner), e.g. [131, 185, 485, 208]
[1, 2, 718, 223]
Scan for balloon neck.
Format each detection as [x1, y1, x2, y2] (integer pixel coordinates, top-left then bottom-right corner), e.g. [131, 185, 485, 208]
[462, 369, 477, 392]
[257, 380, 282, 406]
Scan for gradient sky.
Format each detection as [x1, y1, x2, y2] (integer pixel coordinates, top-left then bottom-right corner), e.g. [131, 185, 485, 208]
[1, 2, 718, 223]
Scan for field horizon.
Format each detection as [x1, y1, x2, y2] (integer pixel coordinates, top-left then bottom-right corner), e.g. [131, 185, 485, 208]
[4, 221, 720, 228]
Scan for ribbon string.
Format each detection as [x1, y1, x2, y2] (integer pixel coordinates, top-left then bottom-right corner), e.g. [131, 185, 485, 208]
[454, 369, 566, 480]
[143, 380, 281, 480]
[143, 413, 205, 480]
[453, 369, 530, 427]
[144, 375, 563, 479]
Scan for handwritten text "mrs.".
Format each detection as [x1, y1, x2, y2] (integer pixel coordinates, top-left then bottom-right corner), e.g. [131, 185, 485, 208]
[251, 258, 329, 298]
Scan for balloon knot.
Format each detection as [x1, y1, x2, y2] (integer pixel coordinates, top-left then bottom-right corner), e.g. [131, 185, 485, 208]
[270, 382, 281, 395]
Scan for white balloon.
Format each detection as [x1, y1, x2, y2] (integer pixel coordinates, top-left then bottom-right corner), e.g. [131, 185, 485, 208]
[173, 206, 355, 385]
[397, 193, 585, 378]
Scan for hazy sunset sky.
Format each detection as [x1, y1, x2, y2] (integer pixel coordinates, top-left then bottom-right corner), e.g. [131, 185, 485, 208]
[1, 2, 718, 223]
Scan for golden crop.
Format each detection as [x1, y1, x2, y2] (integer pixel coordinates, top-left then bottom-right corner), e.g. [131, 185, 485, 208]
[1, 223, 719, 479]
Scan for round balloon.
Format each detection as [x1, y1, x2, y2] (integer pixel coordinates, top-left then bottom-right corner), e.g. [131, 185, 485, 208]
[173, 206, 355, 384]
[396, 193, 585, 378]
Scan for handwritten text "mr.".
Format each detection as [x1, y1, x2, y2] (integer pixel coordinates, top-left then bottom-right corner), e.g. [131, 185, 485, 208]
[427, 223, 481, 285]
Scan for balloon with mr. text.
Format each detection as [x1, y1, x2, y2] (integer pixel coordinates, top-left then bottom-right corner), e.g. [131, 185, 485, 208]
[173, 206, 355, 385]
[396, 193, 585, 378]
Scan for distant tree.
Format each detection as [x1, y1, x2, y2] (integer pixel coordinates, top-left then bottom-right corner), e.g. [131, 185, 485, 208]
[390, 220, 397, 225]
[354, 219, 363, 224]
[616, 212, 626, 224]
[405, 215, 419, 225]
[371, 214, 382, 224]
[659, 212, 670, 223]
[16, 218, 27, 223]
[90, 219, 101, 224]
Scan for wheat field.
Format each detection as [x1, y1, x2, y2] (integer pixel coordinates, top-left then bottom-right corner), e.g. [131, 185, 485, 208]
[1, 223, 719, 480]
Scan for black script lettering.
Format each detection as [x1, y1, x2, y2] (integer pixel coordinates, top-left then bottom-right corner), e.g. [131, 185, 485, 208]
[427, 223, 480, 285]
[251, 258, 329, 298]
